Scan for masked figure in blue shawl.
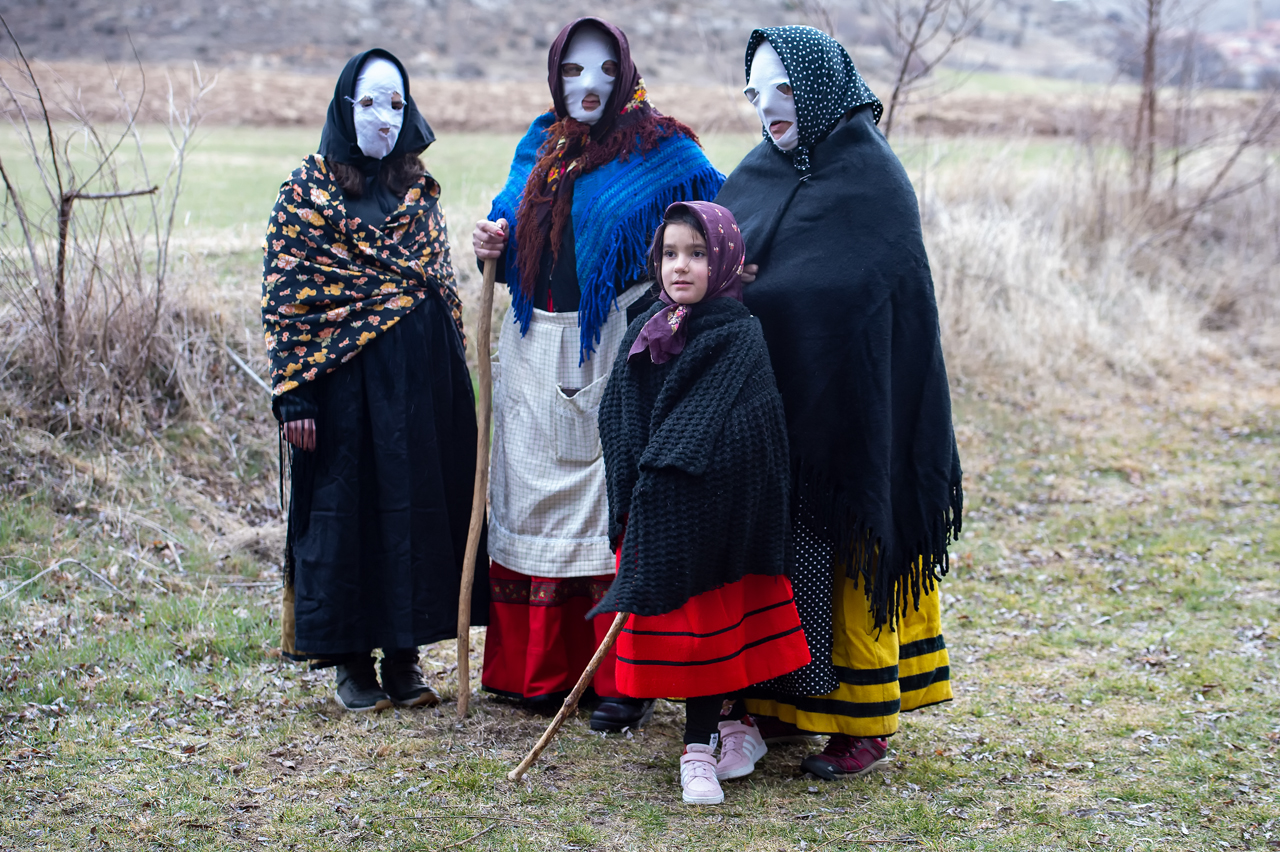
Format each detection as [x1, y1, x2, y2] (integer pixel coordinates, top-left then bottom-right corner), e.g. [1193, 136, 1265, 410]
[264, 50, 486, 714]
[716, 27, 963, 779]
[471, 17, 723, 731]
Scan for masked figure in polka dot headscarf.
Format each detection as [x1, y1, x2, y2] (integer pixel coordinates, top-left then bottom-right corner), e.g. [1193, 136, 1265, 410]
[716, 26, 964, 780]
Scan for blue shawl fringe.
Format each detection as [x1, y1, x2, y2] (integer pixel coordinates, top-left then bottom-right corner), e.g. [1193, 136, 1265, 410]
[489, 112, 725, 363]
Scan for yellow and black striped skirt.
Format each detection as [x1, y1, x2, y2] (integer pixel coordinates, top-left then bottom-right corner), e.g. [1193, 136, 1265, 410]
[745, 561, 952, 737]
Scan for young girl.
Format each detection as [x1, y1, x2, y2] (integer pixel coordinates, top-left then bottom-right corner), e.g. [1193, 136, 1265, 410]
[592, 201, 810, 805]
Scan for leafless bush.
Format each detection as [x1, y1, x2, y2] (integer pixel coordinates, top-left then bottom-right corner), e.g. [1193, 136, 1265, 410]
[916, 0, 1279, 386]
[873, 0, 992, 138]
[0, 21, 215, 431]
[916, 121, 1279, 386]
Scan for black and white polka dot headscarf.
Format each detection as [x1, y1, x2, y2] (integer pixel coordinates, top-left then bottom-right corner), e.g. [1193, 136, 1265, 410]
[745, 26, 883, 175]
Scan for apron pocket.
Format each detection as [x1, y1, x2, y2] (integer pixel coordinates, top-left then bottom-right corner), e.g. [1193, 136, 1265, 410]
[551, 374, 607, 463]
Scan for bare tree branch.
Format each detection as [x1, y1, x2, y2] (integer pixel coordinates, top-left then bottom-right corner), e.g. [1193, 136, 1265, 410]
[874, 0, 991, 137]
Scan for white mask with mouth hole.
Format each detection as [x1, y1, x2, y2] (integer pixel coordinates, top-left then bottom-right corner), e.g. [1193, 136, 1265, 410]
[351, 57, 405, 160]
[560, 27, 619, 126]
[744, 41, 799, 152]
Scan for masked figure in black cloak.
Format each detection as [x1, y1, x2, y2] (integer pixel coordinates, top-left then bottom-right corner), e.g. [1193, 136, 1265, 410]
[715, 27, 964, 779]
[262, 49, 486, 712]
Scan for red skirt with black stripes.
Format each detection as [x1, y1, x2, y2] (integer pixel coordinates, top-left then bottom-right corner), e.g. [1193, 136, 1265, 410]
[615, 573, 812, 699]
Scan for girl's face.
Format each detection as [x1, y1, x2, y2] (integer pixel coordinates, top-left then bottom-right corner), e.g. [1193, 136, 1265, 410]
[660, 222, 709, 305]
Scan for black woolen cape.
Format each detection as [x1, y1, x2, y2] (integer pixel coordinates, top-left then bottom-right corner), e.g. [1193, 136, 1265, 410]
[275, 49, 485, 662]
[590, 298, 791, 618]
[282, 297, 488, 661]
[715, 106, 963, 629]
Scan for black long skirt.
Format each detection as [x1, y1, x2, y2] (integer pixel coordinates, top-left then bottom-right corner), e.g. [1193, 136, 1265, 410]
[284, 295, 488, 661]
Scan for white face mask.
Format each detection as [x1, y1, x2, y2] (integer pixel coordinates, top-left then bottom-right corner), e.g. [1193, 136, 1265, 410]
[744, 42, 799, 152]
[560, 27, 619, 125]
[351, 57, 405, 160]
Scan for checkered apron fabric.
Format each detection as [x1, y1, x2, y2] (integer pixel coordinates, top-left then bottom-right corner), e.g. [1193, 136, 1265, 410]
[488, 283, 648, 579]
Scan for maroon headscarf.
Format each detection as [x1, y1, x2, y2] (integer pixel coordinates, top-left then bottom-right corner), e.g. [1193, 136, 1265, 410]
[513, 18, 697, 300]
[628, 201, 746, 365]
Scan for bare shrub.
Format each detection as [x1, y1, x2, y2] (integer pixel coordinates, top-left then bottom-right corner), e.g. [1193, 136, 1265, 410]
[0, 24, 214, 432]
[872, 0, 992, 138]
[916, 123, 1279, 385]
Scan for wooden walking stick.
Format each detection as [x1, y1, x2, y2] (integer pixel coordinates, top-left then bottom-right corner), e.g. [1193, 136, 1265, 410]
[456, 256, 498, 718]
[508, 610, 629, 782]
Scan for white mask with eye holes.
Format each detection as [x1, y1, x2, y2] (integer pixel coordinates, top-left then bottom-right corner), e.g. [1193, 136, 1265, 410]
[351, 57, 405, 160]
[744, 41, 799, 152]
[560, 27, 619, 125]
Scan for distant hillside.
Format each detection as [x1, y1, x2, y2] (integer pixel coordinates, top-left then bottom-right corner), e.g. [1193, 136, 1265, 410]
[0, 0, 1180, 81]
[3, 0, 1276, 88]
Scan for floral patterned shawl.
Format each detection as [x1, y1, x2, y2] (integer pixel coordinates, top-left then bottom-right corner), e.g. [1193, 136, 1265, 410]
[261, 154, 464, 397]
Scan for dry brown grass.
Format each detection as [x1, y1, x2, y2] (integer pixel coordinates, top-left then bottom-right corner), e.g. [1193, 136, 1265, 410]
[911, 133, 1279, 385]
[15, 60, 1275, 140]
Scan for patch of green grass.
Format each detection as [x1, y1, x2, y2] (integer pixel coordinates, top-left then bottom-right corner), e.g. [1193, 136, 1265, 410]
[1, 380, 1276, 850]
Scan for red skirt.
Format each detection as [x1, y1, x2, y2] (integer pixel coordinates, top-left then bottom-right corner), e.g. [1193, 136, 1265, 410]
[480, 561, 623, 700]
[615, 574, 811, 699]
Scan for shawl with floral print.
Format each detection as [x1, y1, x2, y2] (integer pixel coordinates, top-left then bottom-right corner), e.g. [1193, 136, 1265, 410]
[261, 154, 464, 397]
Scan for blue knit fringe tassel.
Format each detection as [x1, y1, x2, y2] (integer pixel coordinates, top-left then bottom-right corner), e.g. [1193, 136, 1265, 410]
[489, 112, 725, 364]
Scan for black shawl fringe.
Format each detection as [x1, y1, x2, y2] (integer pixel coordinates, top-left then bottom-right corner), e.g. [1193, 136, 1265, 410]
[794, 460, 963, 631]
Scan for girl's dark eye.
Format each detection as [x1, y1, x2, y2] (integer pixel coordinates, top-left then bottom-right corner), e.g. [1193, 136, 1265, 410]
[391, 94, 404, 110]
[602, 60, 619, 78]
[561, 63, 584, 78]
[359, 96, 374, 108]
[777, 83, 793, 97]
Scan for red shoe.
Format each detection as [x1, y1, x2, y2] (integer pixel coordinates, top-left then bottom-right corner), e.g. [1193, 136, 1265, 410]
[800, 734, 889, 780]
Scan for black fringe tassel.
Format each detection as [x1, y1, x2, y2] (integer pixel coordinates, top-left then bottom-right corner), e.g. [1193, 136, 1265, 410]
[794, 462, 963, 631]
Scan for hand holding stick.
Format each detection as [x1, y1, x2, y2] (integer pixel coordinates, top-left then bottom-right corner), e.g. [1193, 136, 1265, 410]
[456, 255, 498, 718]
[508, 610, 630, 782]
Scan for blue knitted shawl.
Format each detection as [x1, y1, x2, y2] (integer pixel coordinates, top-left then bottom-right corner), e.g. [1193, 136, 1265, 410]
[489, 112, 724, 362]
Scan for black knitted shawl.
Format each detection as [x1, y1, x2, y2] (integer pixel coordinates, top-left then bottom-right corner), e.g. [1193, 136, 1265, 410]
[590, 298, 791, 618]
[715, 105, 963, 630]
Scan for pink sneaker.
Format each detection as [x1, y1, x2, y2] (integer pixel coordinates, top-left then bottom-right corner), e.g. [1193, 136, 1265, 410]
[680, 744, 725, 805]
[716, 717, 768, 780]
[800, 734, 889, 781]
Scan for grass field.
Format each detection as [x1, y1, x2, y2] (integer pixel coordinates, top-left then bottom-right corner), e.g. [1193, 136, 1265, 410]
[0, 125, 1277, 851]
[0, 125, 761, 236]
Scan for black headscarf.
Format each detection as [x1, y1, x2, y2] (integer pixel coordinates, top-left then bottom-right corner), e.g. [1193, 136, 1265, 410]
[746, 26, 882, 175]
[715, 32, 962, 630]
[317, 49, 435, 224]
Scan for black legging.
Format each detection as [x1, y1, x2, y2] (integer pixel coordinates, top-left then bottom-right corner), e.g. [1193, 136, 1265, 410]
[684, 696, 747, 745]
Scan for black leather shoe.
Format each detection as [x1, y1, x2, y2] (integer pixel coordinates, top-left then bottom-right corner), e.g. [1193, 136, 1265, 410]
[590, 697, 656, 732]
[379, 650, 440, 708]
[335, 655, 392, 712]
[521, 691, 569, 717]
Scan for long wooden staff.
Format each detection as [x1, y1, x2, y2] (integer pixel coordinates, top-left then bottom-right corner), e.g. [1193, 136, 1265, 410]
[456, 257, 498, 718]
[507, 610, 629, 782]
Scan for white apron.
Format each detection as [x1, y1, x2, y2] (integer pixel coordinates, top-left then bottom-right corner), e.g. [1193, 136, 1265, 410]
[487, 283, 648, 578]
